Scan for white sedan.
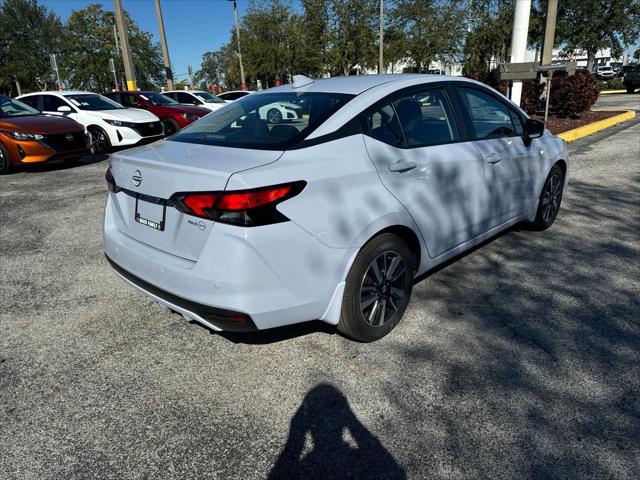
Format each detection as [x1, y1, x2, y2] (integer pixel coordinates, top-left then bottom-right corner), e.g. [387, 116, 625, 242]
[104, 74, 569, 341]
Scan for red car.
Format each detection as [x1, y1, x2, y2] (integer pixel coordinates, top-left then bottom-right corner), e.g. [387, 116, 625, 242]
[103, 91, 210, 136]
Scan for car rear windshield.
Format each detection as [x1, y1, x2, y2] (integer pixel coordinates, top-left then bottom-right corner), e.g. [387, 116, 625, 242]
[0, 96, 40, 117]
[170, 92, 355, 150]
[66, 94, 124, 111]
[141, 92, 177, 105]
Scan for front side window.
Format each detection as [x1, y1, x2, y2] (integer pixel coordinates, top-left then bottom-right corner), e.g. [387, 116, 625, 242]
[0, 96, 40, 117]
[65, 94, 124, 111]
[458, 87, 516, 140]
[177, 92, 198, 104]
[170, 92, 354, 150]
[122, 94, 140, 107]
[393, 89, 458, 147]
[366, 103, 404, 147]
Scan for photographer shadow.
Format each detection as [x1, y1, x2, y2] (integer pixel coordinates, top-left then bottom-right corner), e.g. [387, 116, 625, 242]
[268, 384, 406, 480]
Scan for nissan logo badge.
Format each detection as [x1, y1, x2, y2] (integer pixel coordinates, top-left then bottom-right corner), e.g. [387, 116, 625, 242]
[132, 170, 142, 187]
[65, 133, 74, 141]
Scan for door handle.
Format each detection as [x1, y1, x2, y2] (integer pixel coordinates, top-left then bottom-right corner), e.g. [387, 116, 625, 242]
[484, 152, 502, 164]
[388, 160, 417, 173]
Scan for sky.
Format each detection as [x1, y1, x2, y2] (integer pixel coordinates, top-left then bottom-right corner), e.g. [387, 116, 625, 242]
[40, 0, 262, 80]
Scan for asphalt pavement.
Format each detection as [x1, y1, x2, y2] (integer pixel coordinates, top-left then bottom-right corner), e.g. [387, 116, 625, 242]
[593, 92, 639, 111]
[1, 120, 639, 479]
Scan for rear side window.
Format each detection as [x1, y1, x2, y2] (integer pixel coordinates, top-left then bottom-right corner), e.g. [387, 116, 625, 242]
[122, 94, 140, 107]
[366, 104, 404, 146]
[19, 95, 41, 110]
[458, 87, 516, 140]
[177, 92, 197, 104]
[170, 92, 354, 150]
[42, 95, 69, 112]
[393, 89, 458, 147]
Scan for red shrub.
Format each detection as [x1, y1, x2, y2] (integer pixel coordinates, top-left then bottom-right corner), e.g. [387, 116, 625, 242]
[548, 71, 600, 118]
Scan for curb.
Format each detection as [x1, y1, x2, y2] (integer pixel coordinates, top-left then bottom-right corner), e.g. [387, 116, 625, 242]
[558, 110, 636, 142]
[600, 89, 627, 94]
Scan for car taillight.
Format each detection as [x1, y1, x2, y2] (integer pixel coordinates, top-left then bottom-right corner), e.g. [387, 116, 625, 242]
[173, 181, 305, 227]
[105, 166, 120, 193]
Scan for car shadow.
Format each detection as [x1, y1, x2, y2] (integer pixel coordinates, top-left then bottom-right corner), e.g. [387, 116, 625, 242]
[267, 384, 406, 480]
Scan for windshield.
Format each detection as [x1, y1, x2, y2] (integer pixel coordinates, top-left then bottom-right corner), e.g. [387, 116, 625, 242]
[0, 96, 40, 117]
[141, 92, 178, 106]
[193, 91, 225, 103]
[66, 94, 124, 111]
[170, 92, 354, 150]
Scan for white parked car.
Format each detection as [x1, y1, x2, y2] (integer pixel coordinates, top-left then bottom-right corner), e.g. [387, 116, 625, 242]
[595, 65, 615, 79]
[104, 75, 569, 342]
[217, 90, 253, 102]
[163, 90, 226, 112]
[18, 91, 163, 154]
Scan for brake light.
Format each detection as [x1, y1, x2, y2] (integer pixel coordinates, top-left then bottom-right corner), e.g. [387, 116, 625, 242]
[173, 181, 305, 227]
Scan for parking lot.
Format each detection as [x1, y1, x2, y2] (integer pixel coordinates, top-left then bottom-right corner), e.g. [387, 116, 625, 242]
[1, 119, 639, 479]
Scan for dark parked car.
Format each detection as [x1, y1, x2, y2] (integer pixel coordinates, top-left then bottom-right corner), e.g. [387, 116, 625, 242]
[104, 91, 210, 136]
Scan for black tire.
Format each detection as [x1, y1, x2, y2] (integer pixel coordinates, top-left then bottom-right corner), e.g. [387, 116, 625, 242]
[530, 164, 565, 230]
[626, 86, 636, 94]
[0, 141, 12, 175]
[162, 118, 179, 137]
[88, 126, 111, 154]
[267, 108, 282, 124]
[338, 233, 416, 342]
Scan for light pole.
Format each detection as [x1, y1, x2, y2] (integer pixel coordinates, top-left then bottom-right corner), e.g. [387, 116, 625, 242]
[508, 0, 531, 106]
[379, 0, 384, 74]
[114, 0, 137, 90]
[154, 0, 174, 90]
[229, 0, 246, 90]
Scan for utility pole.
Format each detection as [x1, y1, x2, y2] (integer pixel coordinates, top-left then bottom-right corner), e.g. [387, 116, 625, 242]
[113, 0, 137, 91]
[541, 0, 557, 66]
[229, 0, 246, 90]
[109, 58, 119, 91]
[153, 0, 174, 90]
[50, 54, 62, 91]
[378, 0, 384, 74]
[508, 0, 531, 106]
[188, 65, 194, 88]
[113, 21, 120, 54]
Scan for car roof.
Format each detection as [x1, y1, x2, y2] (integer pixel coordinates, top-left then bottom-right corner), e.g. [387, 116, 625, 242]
[20, 91, 99, 96]
[164, 90, 206, 94]
[264, 74, 455, 95]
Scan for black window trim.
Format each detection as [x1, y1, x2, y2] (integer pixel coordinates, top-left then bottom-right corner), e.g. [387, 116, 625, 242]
[359, 81, 469, 150]
[449, 82, 528, 142]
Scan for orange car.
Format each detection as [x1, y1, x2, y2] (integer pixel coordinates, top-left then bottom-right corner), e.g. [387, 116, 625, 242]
[0, 95, 90, 174]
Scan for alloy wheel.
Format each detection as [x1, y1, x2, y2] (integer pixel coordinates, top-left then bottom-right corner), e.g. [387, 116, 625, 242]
[90, 129, 107, 154]
[360, 251, 407, 327]
[541, 173, 562, 222]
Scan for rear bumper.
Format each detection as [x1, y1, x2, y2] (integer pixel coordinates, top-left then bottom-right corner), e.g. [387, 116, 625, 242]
[103, 193, 356, 331]
[106, 254, 257, 332]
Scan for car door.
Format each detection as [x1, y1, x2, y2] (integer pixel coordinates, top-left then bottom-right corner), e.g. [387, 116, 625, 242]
[453, 85, 539, 226]
[362, 85, 489, 258]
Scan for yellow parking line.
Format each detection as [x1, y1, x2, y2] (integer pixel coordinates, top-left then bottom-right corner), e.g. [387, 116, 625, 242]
[558, 110, 636, 142]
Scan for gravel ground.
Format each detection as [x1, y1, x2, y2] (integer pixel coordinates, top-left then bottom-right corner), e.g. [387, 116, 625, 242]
[1, 120, 639, 480]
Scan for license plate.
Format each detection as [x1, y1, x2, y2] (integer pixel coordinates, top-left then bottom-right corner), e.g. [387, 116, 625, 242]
[135, 194, 166, 231]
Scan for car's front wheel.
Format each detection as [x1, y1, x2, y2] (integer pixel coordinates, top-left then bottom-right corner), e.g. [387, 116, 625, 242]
[531, 163, 565, 230]
[267, 108, 282, 124]
[0, 142, 12, 175]
[162, 118, 179, 137]
[338, 233, 415, 342]
[88, 126, 110, 154]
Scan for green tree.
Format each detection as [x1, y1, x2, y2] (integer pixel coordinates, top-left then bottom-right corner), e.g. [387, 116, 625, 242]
[557, 0, 640, 72]
[326, 0, 378, 75]
[296, 0, 330, 77]
[194, 43, 240, 90]
[389, 0, 466, 73]
[60, 3, 164, 91]
[0, 0, 63, 94]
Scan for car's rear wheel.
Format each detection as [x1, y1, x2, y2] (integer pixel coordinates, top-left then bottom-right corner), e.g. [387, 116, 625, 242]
[338, 233, 415, 342]
[162, 118, 179, 137]
[88, 126, 110, 154]
[0, 142, 12, 174]
[267, 108, 282, 124]
[531, 164, 565, 230]
[627, 86, 636, 94]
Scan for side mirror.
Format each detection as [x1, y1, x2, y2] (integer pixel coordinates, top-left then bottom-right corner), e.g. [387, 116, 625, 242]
[57, 105, 72, 113]
[524, 118, 544, 141]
